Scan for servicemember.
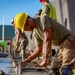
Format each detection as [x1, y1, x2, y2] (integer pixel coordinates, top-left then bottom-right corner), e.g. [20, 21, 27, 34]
[11, 19, 29, 59]
[34, 0, 57, 64]
[34, 0, 57, 20]
[12, 13, 75, 75]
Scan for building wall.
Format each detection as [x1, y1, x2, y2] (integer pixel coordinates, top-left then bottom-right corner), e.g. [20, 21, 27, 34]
[67, 0, 75, 34]
[53, 0, 75, 34]
[0, 25, 15, 40]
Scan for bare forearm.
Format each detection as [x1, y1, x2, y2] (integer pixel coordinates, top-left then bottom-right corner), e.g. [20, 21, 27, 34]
[43, 39, 51, 59]
[17, 34, 20, 42]
[24, 46, 42, 63]
[43, 28, 52, 59]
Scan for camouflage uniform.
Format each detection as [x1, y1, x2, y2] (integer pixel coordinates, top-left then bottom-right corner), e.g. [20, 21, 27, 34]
[51, 34, 75, 74]
[33, 15, 75, 74]
[11, 28, 28, 59]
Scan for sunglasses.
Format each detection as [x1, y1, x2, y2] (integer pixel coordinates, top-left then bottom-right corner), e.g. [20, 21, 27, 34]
[26, 23, 33, 30]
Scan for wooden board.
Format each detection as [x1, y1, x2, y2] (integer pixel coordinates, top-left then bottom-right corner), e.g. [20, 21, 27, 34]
[11, 57, 50, 75]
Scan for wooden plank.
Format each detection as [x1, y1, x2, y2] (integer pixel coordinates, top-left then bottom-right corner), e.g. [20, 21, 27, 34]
[11, 57, 50, 75]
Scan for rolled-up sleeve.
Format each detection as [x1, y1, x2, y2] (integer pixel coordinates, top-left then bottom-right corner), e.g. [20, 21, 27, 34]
[33, 31, 43, 47]
[40, 15, 51, 31]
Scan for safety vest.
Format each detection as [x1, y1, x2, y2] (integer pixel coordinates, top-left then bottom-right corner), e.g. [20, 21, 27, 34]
[41, 3, 57, 20]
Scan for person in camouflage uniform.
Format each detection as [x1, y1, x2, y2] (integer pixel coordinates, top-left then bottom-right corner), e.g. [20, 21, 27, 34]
[11, 20, 29, 60]
[12, 13, 75, 75]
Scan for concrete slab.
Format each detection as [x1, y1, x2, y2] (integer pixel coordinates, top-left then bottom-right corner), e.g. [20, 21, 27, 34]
[0, 54, 50, 75]
[0, 55, 15, 75]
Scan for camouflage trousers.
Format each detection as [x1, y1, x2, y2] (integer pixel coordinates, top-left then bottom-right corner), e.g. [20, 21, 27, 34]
[51, 34, 75, 71]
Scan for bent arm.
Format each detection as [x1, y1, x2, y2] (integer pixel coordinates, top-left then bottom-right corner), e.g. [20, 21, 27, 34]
[24, 45, 42, 63]
[43, 28, 52, 60]
[15, 28, 20, 42]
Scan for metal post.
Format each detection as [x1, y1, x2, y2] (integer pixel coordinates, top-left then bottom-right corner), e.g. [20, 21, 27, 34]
[2, 14, 4, 41]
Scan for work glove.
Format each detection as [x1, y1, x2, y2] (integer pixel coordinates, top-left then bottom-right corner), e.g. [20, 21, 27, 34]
[34, 9, 42, 18]
[38, 9, 42, 15]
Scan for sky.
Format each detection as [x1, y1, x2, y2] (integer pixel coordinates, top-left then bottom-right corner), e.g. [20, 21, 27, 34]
[0, 0, 54, 25]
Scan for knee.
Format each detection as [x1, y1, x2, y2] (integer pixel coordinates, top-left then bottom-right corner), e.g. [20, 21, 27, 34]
[61, 66, 72, 75]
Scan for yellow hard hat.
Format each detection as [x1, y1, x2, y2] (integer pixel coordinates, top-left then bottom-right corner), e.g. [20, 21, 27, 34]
[14, 13, 28, 33]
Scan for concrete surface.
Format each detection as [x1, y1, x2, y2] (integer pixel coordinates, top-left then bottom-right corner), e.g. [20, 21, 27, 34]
[0, 54, 15, 75]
